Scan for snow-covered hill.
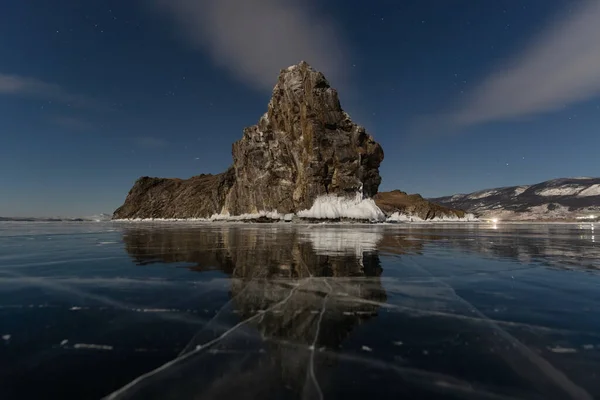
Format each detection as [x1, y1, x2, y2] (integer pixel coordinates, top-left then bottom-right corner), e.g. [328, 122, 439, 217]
[430, 177, 600, 221]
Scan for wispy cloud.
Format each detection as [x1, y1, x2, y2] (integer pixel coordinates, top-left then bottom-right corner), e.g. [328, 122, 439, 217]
[454, 1, 600, 126]
[0, 73, 96, 108]
[152, 0, 347, 89]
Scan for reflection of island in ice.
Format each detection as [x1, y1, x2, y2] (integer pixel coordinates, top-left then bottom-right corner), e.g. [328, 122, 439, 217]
[111, 224, 600, 400]
[115, 226, 393, 399]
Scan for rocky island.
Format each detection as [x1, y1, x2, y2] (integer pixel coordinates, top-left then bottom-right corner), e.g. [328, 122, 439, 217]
[113, 62, 464, 222]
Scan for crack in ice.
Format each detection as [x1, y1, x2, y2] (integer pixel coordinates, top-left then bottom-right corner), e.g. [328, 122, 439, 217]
[306, 278, 332, 400]
[405, 257, 593, 400]
[103, 279, 307, 400]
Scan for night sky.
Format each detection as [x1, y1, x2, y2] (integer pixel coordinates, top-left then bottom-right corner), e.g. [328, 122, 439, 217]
[2, 0, 600, 217]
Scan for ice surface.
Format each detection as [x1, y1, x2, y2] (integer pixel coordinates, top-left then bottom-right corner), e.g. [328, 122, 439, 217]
[3, 222, 600, 399]
[301, 227, 383, 257]
[297, 193, 386, 221]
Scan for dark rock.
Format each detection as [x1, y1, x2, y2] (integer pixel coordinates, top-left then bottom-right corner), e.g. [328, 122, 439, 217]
[113, 170, 235, 219]
[374, 190, 465, 220]
[223, 61, 383, 214]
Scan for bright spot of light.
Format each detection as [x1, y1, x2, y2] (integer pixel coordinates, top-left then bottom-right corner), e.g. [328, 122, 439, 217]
[492, 218, 499, 224]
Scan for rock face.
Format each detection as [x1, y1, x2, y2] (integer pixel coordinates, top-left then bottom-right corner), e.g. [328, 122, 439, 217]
[113, 171, 235, 219]
[223, 62, 383, 214]
[374, 190, 466, 220]
[113, 62, 384, 220]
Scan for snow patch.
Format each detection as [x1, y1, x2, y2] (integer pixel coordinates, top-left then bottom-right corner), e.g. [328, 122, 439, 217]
[297, 193, 386, 221]
[386, 213, 478, 223]
[537, 187, 584, 196]
[116, 211, 294, 223]
[513, 186, 529, 196]
[209, 211, 293, 221]
[386, 213, 422, 222]
[578, 184, 600, 197]
[468, 190, 497, 200]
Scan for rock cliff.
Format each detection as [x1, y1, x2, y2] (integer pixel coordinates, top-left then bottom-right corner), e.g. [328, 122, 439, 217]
[223, 61, 384, 215]
[113, 61, 384, 220]
[113, 171, 235, 219]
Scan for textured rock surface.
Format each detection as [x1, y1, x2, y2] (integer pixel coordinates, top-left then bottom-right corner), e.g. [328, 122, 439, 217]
[223, 61, 383, 214]
[374, 190, 466, 220]
[113, 61, 383, 219]
[113, 171, 234, 219]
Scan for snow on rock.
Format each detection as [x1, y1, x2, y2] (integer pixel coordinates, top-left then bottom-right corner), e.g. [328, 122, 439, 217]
[386, 213, 422, 222]
[209, 211, 293, 221]
[467, 190, 497, 200]
[297, 193, 386, 221]
[578, 184, 600, 197]
[115, 212, 294, 223]
[513, 186, 529, 196]
[386, 212, 478, 223]
[537, 187, 585, 196]
[478, 204, 574, 221]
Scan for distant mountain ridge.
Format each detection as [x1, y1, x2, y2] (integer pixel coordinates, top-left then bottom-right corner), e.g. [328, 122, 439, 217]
[430, 177, 600, 220]
[0, 213, 112, 222]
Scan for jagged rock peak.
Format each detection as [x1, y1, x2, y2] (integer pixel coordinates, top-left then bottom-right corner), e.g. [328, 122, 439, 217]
[258, 61, 350, 134]
[222, 61, 384, 215]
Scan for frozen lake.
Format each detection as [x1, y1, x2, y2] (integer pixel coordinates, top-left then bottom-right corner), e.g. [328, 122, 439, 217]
[0, 221, 598, 399]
